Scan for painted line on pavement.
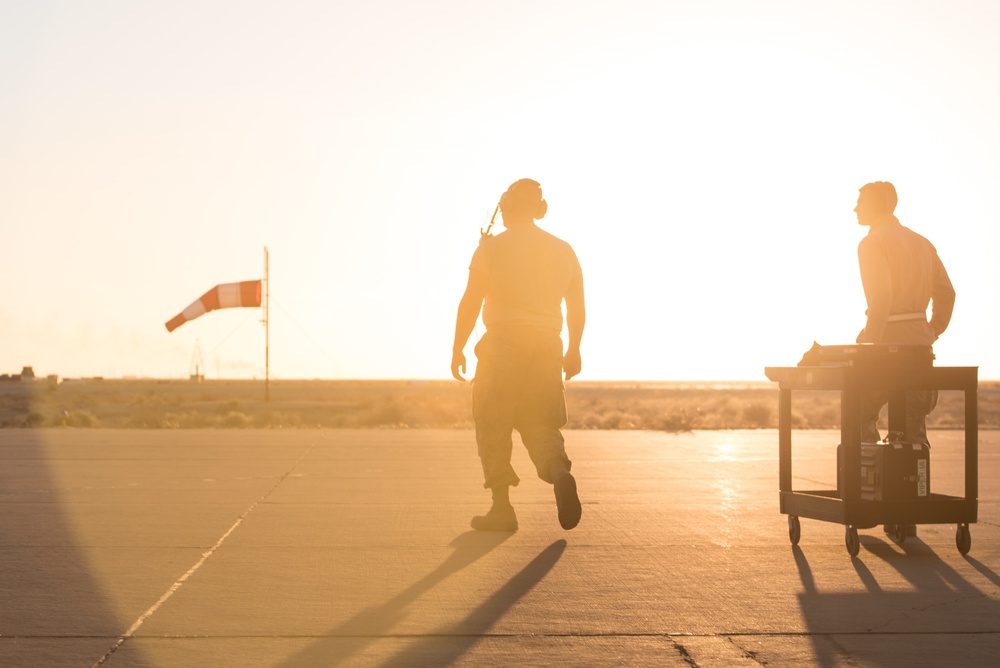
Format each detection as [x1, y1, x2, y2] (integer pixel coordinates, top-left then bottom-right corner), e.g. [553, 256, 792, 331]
[91, 442, 317, 667]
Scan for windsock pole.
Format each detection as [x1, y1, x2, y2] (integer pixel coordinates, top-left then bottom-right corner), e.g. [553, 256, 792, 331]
[263, 246, 270, 401]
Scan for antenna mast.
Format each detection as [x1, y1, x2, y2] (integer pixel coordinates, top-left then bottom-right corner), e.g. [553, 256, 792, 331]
[189, 339, 205, 382]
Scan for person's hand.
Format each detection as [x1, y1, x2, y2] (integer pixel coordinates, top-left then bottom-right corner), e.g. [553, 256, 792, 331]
[563, 348, 581, 381]
[451, 350, 467, 381]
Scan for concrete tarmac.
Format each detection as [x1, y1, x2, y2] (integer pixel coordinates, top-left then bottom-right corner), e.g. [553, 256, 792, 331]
[0, 428, 997, 667]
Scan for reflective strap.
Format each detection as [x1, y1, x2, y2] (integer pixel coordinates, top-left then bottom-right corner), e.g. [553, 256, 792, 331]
[887, 312, 926, 322]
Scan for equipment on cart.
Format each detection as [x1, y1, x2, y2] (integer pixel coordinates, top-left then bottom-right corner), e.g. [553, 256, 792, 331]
[798, 342, 934, 368]
[837, 441, 930, 501]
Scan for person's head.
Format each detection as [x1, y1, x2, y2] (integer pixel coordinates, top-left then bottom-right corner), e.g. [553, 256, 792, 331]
[499, 178, 547, 226]
[854, 181, 897, 226]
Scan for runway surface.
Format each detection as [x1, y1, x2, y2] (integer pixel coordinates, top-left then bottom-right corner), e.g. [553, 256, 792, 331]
[1, 428, 998, 667]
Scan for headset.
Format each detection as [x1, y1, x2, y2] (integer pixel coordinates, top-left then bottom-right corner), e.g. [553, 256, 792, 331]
[480, 179, 546, 239]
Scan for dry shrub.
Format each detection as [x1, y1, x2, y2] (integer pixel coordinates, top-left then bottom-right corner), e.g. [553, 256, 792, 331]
[63, 410, 100, 428]
[357, 398, 405, 427]
[22, 411, 46, 427]
[577, 410, 643, 429]
[658, 409, 699, 432]
[179, 411, 214, 428]
[127, 408, 176, 428]
[221, 411, 252, 428]
[742, 402, 772, 428]
[252, 410, 279, 428]
[405, 394, 472, 428]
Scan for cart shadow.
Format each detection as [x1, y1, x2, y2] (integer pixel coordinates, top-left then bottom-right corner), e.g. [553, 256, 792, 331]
[793, 534, 1000, 668]
[962, 555, 1000, 587]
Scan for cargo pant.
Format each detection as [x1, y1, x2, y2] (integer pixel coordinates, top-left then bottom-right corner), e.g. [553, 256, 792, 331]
[472, 328, 571, 489]
[860, 390, 938, 446]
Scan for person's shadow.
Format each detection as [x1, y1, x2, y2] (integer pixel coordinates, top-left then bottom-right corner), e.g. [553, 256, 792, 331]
[793, 533, 1000, 667]
[276, 531, 565, 667]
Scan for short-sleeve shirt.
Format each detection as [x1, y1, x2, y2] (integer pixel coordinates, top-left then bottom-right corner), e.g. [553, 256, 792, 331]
[469, 224, 582, 334]
[857, 217, 955, 345]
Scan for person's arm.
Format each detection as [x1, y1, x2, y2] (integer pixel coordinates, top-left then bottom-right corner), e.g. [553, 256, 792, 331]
[857, 239, 890, 344]
[929, 251, 956, 339]
[451, 268, 488, 381]
[563, 271, 585, 380]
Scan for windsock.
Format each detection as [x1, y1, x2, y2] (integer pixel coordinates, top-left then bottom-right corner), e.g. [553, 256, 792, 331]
[165, 280, 262, 332]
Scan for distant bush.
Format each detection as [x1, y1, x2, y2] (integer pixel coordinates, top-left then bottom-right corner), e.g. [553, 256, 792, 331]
[357, 398, 405, 427]
[63, 410, 100, 428]
[252, 410, 279, 428]
[22, 411, 46, 428]
[658, 409, 699, 432]
[742, 402, 772, 428]
[221, 411, 251, 428]
[577, 409, 642, 430]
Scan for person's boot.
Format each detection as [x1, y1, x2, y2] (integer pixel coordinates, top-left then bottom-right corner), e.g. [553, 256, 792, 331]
[472, 485, 517, 531]
[554, 471, 582, 530]
[471, 503, 518, 531]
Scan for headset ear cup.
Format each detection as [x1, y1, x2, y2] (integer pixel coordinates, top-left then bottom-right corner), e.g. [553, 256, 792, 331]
[536, 199, 547, 220]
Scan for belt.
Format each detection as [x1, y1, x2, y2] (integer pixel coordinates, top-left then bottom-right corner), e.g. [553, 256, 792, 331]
[887, 312, 926, 322]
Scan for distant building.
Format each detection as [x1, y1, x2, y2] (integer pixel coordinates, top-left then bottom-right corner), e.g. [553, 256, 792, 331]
[0, 367, 58, 384]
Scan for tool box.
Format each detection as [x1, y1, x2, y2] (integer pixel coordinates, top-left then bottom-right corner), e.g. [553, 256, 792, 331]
[838, 441, 930, 501]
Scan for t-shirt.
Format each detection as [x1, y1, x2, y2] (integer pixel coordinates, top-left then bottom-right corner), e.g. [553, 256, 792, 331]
[857, 216, 955, 345]
[469, 224, 582, 333]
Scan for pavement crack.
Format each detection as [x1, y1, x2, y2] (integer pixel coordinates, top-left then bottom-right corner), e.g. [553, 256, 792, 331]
[726, 636, 768, 665]
[822, 634, 863, 667]
[671, 638, 699, 667]
[871, 595, 969, 632]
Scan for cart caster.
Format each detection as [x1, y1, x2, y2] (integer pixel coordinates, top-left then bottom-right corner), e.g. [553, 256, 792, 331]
[788, 516, 800, 545]
[956, 523, 971, 555]
[888, 524, 906, 545]
[845, 526, 860, 557]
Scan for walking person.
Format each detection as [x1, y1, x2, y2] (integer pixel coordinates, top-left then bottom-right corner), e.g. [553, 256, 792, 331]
[451, 178, 585, 531]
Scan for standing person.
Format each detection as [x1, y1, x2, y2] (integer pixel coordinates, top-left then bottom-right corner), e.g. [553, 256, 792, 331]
[854, 181, 956, 445]
[451, 178, 585, 532]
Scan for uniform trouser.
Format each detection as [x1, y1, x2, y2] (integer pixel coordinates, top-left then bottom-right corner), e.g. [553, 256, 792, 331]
[860, 390, 939, 446]
[472, 328, 571, 490]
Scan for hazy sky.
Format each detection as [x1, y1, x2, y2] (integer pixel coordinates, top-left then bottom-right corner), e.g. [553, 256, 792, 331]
[3, 0, 999, 381]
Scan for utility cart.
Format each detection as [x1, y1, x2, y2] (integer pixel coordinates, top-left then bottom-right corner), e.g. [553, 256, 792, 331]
[764, 347, 978, 557]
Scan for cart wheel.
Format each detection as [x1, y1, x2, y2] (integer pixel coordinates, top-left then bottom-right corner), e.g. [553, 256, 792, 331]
[845, 526, 860, 557]
[956, 523, 971, 555]
[889, 524, 907, 545]
[788, 516, 801, 545]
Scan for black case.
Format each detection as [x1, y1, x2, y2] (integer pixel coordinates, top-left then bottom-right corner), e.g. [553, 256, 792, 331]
[838, 441, 930, 501]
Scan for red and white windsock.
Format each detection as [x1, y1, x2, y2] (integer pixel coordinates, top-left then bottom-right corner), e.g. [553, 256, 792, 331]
[165, 280, 262, 332]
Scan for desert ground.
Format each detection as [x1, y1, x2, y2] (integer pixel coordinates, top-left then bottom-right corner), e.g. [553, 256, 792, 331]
[2, 378, 998, 430]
